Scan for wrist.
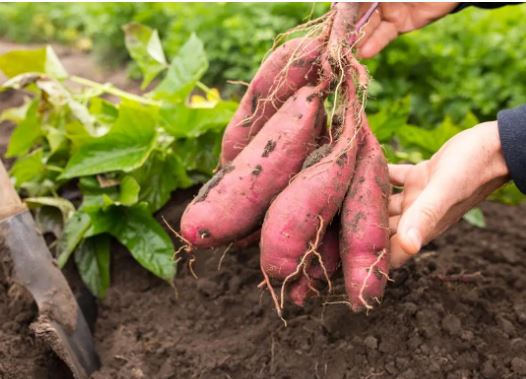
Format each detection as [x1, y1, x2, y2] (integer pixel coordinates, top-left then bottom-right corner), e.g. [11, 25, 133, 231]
[481, 121, 510, 181]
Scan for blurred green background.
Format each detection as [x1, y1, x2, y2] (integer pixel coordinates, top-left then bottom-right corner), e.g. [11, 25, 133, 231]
[1, 2, 525, 202]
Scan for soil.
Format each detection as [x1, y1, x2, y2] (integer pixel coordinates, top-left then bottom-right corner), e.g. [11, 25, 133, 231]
[1, 41, 526, 379]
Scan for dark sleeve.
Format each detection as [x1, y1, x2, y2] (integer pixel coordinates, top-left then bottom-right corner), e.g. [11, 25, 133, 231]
[498, 105, 526, 194]
[452, 3, 522, 13]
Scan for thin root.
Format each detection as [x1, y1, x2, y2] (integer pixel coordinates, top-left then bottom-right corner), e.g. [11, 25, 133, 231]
[162, 216, 192, 251]
[357, 248, 387, 311]
[261, 268, 287, 326]
[217, 243, 233, 272]
[279, 215, 325, 309]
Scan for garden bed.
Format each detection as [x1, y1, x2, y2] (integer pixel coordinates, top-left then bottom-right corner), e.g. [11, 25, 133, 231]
[1, 200, 525, 379]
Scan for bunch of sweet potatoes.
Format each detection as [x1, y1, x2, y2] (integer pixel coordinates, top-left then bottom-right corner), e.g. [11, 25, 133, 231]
[181, 3, 390, 314]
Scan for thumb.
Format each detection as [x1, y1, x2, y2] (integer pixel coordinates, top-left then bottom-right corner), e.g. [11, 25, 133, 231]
[396, 183, 450, 257]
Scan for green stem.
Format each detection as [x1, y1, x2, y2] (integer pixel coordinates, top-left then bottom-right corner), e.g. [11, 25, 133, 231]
[70, 76, 162, 107]
[195, 81, 212, 93]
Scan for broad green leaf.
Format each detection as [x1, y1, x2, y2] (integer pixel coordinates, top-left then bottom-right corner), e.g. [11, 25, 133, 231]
[86, 205, 175, 281]
[0, 46, 66, 79]
[132, 151, 192, 212]
[89, 97, 118, 126]
[74, 235, 111, 298]
[119, 176, 140, 206]
[159, 100, 237, 138]
[6, 99, 42, 157]
[151, 33, 208, 102]
[24, 196, 75, 222]
[9, 148, 45, 187]
[79, 175, 140, 210]
[45, 128, 67, 154]
[123, 23, 167, 89]
[60, 101, 158, 179]
[397, 117, 462, 159]
[57, 211, 92, 267]
[463, 207, 486, 228]
[176, 131, 222, 176]
[368, 97, 410, 143]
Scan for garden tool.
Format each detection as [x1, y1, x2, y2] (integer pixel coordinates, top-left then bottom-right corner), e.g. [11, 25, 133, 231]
[0, 159, 100, 379]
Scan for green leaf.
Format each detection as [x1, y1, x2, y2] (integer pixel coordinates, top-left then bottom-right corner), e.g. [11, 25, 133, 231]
[397, 117, 462, 159]
[151, 33, 208, 102]
[61, 101, 158, 179]
[24, 196, 75, 222]
[462, 207, 486, 228]
[0, 99, 31, 123]
[9, 148, 45, 187]
[89, 97, 118, 126]
[0, 46, 66, 79]
[74, 235, 111, 298]
[6, 99, 42, 157]
[79, 175, 140, 210]
[86, 205, 175, 281]
[159, 100, 237, 138]
[176, 131, 222, 176]
[368, 97, 410, 143]
[489, 182, 525, 205]
[57, 211, 92, 267]
[123, 22, 167, 90]
[119, 176, 140, 206]
[132, 151, 192, 212]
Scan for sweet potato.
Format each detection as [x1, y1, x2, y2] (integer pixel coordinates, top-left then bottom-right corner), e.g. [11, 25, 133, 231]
[220, 37, 323, 164]
[340, 123, 390, 312]
[181, 85, 326, 248]
[260, 76, 361, 281]
[288, 225, 340, 306]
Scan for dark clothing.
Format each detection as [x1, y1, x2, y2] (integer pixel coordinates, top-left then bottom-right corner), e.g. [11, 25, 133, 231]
[455, 2, 526, 193]
[453, 3, 521, 12]
[498, 106, 526, 193]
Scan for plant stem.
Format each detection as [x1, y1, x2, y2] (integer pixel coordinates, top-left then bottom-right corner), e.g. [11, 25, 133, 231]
[70, 76, 162, 107]
[195, 81, 212, 93]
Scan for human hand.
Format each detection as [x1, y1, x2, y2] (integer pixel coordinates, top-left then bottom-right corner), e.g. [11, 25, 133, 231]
[357, 2, 459, 58]
[388, 121, 510, 268]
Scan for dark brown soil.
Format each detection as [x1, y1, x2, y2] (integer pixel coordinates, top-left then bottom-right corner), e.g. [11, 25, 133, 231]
[91, 200, 526, 379]
[1, 41, 526, 379]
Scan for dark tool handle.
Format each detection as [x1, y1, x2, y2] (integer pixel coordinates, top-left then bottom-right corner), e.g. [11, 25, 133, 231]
[0, 159, 26, 219]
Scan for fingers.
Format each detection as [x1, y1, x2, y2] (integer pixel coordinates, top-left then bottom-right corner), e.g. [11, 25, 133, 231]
[388, 193, 403, 215]
[389, 215, 400, 235]
[358, 21, 399, 58]
[390, 233, 412, 268]
[393, 181, 451, 266]
[356, 7, 381, 48]
[388, 163, 413, 186]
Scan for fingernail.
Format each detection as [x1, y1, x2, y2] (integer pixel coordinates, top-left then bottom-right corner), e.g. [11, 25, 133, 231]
[406, 228, 421, 253]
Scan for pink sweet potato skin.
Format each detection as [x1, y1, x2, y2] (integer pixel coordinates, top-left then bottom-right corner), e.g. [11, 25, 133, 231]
[181, 85, 325, 248]
[220, 37, 323, 164]
[288, 225, 340, 306]
[340, 123, 390, 312]
[260, 79, 360, 280]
